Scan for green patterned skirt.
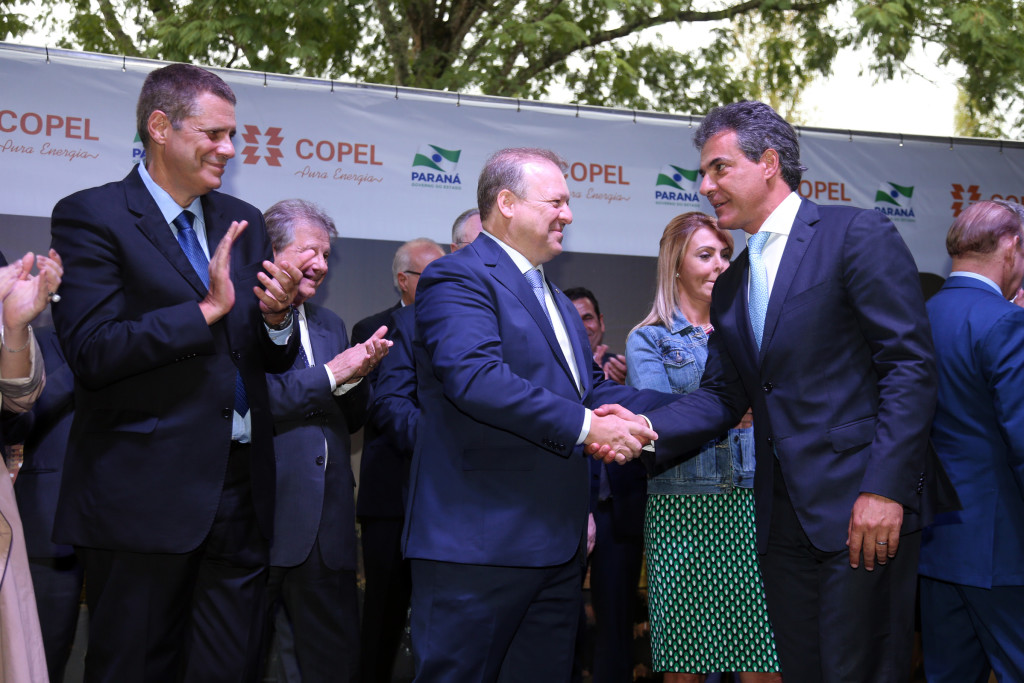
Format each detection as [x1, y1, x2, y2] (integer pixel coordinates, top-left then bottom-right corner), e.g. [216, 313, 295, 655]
[644, 489, 780, 673]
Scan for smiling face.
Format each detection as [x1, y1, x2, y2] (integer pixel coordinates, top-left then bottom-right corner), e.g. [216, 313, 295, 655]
[147, 91, 236, 207]
[676, 226, 733, 308]
[274, 221, 331, 305]
[572, 297, 605, 353]
[698, 130, 779, 235]
[499, 160, 573, 266]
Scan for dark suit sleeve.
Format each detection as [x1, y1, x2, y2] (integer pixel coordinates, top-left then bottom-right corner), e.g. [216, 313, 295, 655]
[644, 326, 750, 463]
[979, 309, 1024, 497]
[842, 211, 937, 505]
[369, 308, 418, 454]
[266, 314, 369, 432]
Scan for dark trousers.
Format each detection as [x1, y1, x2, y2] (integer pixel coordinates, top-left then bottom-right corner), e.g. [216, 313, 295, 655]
[264, 539, 360, 682]
[410, 545, 585, 683]
[28, 553, 84, 683]
[759, 459, 919, 683]
[920, 576, 1024, 683]
[359, 516, 411, 683]
[588, 500, 644, 683]
[78, 446, 268, 683]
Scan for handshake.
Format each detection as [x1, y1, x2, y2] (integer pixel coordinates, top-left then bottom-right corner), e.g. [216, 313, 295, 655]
[583, 404, 657, 465]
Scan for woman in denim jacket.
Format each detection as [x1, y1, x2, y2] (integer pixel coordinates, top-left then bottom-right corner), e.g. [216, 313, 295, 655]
[626, 213, 779, 683]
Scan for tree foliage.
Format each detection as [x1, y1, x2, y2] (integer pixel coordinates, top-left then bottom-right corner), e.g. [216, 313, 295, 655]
[8, 0, 1024, 136]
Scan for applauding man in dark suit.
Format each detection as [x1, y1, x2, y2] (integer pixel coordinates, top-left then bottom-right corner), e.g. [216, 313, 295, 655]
[261, 199, 389, 682]
[404, 147, 673, 683]
[50, 64, 308, 681]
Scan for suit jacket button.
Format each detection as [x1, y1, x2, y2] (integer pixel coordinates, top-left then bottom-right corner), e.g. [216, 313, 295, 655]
[762, 382, 773, 393]
[766, 436, 773, 445]
[316, 455, 325, 466]
[221, 408, 232, 419]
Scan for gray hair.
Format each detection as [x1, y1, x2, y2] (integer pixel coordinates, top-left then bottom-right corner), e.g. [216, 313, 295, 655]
[477, 148, 566, 222]
[263, 199, 338, 252]
[136, 63, 236, 151]
[694, 101, 807, 192]
[451, 208, 480, 245]
[946, 199, 1024, 257]
[392, 237, 444, 289]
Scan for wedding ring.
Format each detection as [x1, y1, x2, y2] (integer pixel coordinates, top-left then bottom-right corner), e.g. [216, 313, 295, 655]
[876, 540, 888, 546]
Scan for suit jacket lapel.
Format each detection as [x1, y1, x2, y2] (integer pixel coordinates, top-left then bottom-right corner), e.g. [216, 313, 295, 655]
[760, 200, 818, 359]
[716, 250, 760, 370]
[125, 168, 208, 296]
[305, 304, 334, 367]
[551, 282, 589, 396]
[475, 238, 580, 392]
[201, 193, 230, 259]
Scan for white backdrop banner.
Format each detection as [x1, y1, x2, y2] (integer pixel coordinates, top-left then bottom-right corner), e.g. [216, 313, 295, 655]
[3, 43, 1024, 277]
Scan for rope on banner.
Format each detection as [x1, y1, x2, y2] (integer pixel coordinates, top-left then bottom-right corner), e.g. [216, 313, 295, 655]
[1001, 141, 1004, 154]
[899, 134, 904, 148]
[394, 86, 399, 99]
[575, 103, 580, 118]
[949, 138, 954, 151]
[330, 80, 334, 93]
[516, 98, 520, 113]
[44, 46, 49, 63]
[122, 55, 126, 72]
[688, 115, 692, 128]
[263, 72, 267, 87]
[456, 92, 461, 107]
[632, 109, 637, 123]
[848, 130, 853, 142]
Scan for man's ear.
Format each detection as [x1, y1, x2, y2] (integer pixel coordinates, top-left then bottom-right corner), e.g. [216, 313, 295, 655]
[148, 110, 171, 146]
[496, 189, 517, 220]
[761, 148, 781, 180]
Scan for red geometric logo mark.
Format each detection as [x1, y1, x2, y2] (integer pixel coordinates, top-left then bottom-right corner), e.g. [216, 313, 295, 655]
[950, 183, 982, 217]
[240, 125, 284, 166]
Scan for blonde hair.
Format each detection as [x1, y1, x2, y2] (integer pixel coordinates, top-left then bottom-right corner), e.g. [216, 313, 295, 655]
[632, 212, 733, 333]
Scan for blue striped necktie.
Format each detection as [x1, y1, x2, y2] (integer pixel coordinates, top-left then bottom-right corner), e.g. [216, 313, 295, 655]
[524, 268, 553, 326]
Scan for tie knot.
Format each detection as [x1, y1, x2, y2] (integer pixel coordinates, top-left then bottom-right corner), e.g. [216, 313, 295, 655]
[524, 268, 544, 291]
[748, 230, 770, 254]
[174, 210, 195, 233]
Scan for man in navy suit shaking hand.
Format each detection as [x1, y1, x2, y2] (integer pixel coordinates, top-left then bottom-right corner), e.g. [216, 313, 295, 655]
[403, 148, 674, 683]
[597, 102, 957, 681]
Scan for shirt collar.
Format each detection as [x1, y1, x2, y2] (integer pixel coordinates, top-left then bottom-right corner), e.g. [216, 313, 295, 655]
[137, 161, 203, 225]
[949, 271, 1003, 296]
[482, 230, 542, 278]
[749, 191, 801, 245]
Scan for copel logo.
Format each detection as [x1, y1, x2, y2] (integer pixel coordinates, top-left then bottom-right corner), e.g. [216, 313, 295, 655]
[0, 110, 100, 140]
[240, 125, 284, 166]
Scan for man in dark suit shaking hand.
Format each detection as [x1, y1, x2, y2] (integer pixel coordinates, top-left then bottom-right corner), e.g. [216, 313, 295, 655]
[50, 63, 309, 682]
[404, 147, 674, 683]
[599, 102, 955, 681]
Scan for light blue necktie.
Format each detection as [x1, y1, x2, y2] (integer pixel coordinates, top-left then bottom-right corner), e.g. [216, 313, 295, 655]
[524, 268, 553, 325]
[747, 230, 771, 349]
[174, 210, 249, 416]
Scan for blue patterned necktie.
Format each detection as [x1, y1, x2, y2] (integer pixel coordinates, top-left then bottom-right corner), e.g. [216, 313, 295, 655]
[747, 230, 771, 349]
[524, 268, 553, 325]
[173, 210, 210, 288]
[173, 210, 249, 416]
